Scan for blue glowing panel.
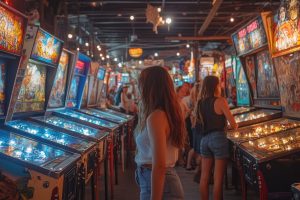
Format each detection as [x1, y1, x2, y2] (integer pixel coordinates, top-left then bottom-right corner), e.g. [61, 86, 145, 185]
[55, 109, 119, 129]
[85, 108, 127, 124]
[98, 108, 133, 120]
[0, 130, 71, 166]
[7, 120, 93, 152]
[97, 68, 106, 80]
[35, 115, 106, 139]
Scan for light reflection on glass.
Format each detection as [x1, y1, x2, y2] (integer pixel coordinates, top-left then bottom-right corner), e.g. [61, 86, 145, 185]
[56, 109, 118, 129]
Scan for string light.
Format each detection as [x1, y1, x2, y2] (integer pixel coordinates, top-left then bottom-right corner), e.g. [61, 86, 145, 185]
[166, 17, 172, 24]
[67, 34, 73, 39]
[85, 42, 89, 47]
[101, 57, 105, 61]
[230, 17, 235, 22]
[186, 44, 190, 48]
[157, 7, 161, 12]
[154, 52, 158, 57]
[106, 55, 110, 59]
[176, 52, 180, 56]
[77, 47, 80, 51]
[114, 58, 118, 61]
[130, 15, 135, 21]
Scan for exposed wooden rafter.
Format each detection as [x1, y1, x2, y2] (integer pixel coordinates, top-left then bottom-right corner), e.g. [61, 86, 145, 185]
[198, 0, 223, 35]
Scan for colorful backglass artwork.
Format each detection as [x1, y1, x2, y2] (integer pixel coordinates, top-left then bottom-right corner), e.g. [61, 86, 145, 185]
[48, 51, 70, 108]
[236, 59, 250, 106]
[15, 62, 46, 112]
[88, 63, 99, 105]
[232, 17, 267, 56]
[271, 0, 300, 57]
[0, 4, 26, 55]
[245, 56, 257, 98]
[256, 50, 280, 98]
[98, 68, 106, 80]
[0, 60, 5, 114]
[81, 80, 88, 107]
[68, 76, 80, 101]
[273, 52, 300, 117]
[31, 29, 63, 66]
[225, 67, 236, 104]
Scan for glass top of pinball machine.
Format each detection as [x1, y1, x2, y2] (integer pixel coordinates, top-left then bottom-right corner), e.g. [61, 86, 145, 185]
[82, 108, 127, 124]
[55, 109, 119, 129]
[7, 120, 95, 153]
[227, 118, 300, 144]
[34, 115, 108, 140]
[0, 130, 74, 167]
[240, 127, 300, 162]
[234, 109, 281, 124]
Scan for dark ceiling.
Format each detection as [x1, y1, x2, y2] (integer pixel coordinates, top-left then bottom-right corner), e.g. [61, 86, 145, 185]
[60, 0, 282, 61]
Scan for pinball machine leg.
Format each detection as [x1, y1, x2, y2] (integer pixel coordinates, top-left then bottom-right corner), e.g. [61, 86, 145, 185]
[91, 173, 95, 200]
[121, 134, 125, 172]
[104, 156, 109, 200]
[108, 138, 114, 199]
[114, 143, 118, 185]
[257, 170, 268, 200]
[236, 159, 248, 200]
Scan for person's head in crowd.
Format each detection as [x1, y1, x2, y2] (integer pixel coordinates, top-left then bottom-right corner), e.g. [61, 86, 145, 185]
[127, 92, 132, 100]
[122, 85, 129, 93]
[190, 82, 201, 104]
[200, 76, 221, 100]
[137, 66, 185, 148]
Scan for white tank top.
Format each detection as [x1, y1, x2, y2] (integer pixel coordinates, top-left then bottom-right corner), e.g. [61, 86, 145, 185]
[135, 127, 178, 167]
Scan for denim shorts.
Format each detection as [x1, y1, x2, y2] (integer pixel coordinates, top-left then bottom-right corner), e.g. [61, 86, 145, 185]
[135, 167, 184, 200]
[200, 131, 229, 159]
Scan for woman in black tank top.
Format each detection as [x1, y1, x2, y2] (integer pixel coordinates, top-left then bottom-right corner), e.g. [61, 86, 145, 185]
[197, 76, 237, 200]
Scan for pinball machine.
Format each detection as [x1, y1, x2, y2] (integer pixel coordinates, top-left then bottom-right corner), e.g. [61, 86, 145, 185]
[28, 52, 117, 198]
[230, 3, 300, 198]
[0, 4, 80, 200]
[4, 42, 105, 199]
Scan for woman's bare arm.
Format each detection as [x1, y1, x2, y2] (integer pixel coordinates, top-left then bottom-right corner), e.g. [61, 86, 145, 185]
[147, 110, 169, 200]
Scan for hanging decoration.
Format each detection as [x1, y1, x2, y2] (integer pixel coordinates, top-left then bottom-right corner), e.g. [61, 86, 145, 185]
[146, 4, 164, 34]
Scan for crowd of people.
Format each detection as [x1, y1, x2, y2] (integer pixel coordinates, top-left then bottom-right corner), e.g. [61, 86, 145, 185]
[107, 66, 237, 200]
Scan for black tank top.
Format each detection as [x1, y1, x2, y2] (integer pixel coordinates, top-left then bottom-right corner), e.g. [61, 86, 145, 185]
[200, 97, 226, 134]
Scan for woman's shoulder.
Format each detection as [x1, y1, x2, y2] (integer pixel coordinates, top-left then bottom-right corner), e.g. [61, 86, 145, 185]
[148, 109, 167, 120]
[215, 97, 228, 105]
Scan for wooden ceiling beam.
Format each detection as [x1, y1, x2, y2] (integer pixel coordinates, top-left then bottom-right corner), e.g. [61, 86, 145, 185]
[165, 36, 231, 43]
[198, 0, 223, 35]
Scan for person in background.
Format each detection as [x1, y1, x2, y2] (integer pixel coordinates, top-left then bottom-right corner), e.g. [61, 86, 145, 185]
[107, 85, 117, 105]
[176, 85, 190, 167]
[198, 76, 238, 200]
[119, 85, 129, 113]
[135, 66, 185, 200]
[127, 92, 138, 114]
[186, 82, 201, 171]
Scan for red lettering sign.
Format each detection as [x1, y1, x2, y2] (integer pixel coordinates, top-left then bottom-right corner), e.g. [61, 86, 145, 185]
[238, 28, 247, 38]
[247, 20, 258, 33]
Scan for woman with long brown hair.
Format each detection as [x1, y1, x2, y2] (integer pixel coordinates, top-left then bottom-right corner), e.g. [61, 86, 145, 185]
[197, 76, 237, 200]
[135, 66, 185, 200]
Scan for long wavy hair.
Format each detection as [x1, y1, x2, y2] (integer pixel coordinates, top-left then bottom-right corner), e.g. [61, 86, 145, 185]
[199, 76, 219, 100]
[136, 66, 185, 148]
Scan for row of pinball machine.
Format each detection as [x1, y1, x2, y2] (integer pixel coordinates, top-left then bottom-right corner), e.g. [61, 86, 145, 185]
[224, 1, 300, 200]
[0, 2, 136, 200]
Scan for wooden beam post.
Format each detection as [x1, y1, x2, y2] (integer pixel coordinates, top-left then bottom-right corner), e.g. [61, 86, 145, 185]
[198, 0, 223, 35]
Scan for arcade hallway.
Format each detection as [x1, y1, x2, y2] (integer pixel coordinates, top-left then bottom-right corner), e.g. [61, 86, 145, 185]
[113, 164, 259, 200]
